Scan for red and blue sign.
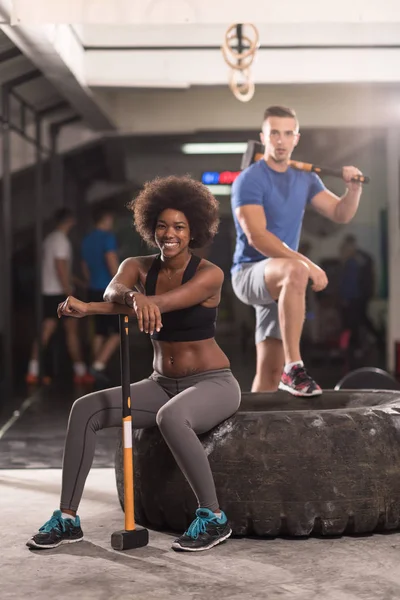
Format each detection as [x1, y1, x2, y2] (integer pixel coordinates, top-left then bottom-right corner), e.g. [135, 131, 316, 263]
[201, 171, 240, 185]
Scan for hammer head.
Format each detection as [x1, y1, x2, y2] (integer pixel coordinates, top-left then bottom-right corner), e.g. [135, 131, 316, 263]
[111, 526, 149, 551]
[241, 140, 264, 170]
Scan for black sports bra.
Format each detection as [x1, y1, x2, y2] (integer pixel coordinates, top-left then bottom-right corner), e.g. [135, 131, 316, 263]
[144, 254, 217, 342]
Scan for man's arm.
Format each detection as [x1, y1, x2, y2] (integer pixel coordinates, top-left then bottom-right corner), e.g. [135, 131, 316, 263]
[103, 257, 141, 305]
[105, 251, 119, 278]
[310, 166, 363, 224]
[55, 259, 72, 295]
[235, 205, 328, 291]
[235, 205, 306, 261]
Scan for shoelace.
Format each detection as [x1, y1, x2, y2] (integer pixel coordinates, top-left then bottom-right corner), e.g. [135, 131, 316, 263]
[39, 514, 66, 534]
[291, 367, 313, 386]
[185, 509, 219, 540]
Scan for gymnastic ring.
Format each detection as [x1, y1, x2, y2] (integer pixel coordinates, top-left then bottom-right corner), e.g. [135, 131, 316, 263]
[221, 34, 255, 70]
[223, 23, 260, 62]
[229, 68, 255, 102]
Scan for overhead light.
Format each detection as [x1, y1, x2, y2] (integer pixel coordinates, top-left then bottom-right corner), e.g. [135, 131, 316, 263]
[205, 185, 232, 196]
[181, 143, 248, 155]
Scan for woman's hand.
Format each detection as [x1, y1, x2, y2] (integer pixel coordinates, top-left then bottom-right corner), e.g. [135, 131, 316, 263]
[126, 292, 162, 334]
[57, 296, 89, 319]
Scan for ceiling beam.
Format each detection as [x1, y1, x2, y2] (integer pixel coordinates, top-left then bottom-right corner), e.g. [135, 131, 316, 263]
[84, 47, 400, 87]
[11, 0, 400, 25]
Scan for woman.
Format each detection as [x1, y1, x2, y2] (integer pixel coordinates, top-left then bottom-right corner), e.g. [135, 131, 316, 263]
[27, 175, 241, 553]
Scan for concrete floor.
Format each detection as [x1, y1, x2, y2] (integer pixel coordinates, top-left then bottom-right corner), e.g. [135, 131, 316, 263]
[1, 468, 400, 600]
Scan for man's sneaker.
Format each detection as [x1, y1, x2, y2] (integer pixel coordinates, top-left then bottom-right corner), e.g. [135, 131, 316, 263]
[171, 508, 232, 552]
[25, 373, 39, 385]
[26, 374, 52, 386]
[279, 364, 322, 397]
[26, 510, 84, 549]
[73, 373, 95, 386]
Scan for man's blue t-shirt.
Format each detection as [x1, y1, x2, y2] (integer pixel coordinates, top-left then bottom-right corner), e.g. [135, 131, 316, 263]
[81, 229, 118, 290]
[231, 160, 325, 272]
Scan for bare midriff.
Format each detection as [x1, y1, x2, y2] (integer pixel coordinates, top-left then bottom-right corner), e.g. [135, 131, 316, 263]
[152, 338, 230, 378]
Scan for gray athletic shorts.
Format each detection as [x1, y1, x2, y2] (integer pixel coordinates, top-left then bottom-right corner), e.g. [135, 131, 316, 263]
[232, 259, 282, 345]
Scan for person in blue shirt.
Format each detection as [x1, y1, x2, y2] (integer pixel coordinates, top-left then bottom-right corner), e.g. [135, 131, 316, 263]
[339, 234, 380, 355]
[231, 105, 364, 397]
[81, 207, 120, 379]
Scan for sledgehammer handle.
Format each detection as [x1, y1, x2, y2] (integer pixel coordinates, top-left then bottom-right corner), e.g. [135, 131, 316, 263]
[119, 315, 135, 531]
[289, 160, 370, 184]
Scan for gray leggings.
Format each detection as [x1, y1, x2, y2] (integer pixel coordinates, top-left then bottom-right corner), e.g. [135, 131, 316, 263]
[61, 368, 241, 513]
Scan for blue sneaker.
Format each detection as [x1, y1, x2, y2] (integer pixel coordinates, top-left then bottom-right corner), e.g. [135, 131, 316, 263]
[171, 508, 232, 552]
[26, 510, 84, 549]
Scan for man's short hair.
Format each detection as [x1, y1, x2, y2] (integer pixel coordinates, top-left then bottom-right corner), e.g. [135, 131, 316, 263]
[263, 106, 299, 130]
[54, 207, 74, 225]
[92, 206, 114, 225]
[343, 234, 357, 245]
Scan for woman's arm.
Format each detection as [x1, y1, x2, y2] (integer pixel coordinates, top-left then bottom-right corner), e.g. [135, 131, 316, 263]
[103, 257, 142, 305]
[124, 262, 222, 334]
[57, 296, 136, 319]
[87, 302, 134, 316]
[132, 263, 224, 313]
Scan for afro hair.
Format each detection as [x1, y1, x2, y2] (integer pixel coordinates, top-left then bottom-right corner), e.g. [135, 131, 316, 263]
[129, 175, 220, 249]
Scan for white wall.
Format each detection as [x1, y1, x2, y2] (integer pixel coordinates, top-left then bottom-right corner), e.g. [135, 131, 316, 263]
[85, 48, 400, 88]
[12, 0, 400, 25]
[93, 83, 400, 134]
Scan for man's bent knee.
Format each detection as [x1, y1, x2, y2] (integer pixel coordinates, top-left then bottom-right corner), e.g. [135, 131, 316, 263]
[283, 259, 309, 291]
[264, 258, 309, 299]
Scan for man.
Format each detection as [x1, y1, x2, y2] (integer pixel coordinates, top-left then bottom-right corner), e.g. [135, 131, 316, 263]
[231, 106, 363, 396]
[81, 207, 120, 380]
[339, 234, 380, 356]
[26, 208, 90, 385]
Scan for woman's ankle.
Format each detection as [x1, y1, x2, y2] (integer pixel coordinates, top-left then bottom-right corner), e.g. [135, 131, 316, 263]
[60, 508, 76, 518]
